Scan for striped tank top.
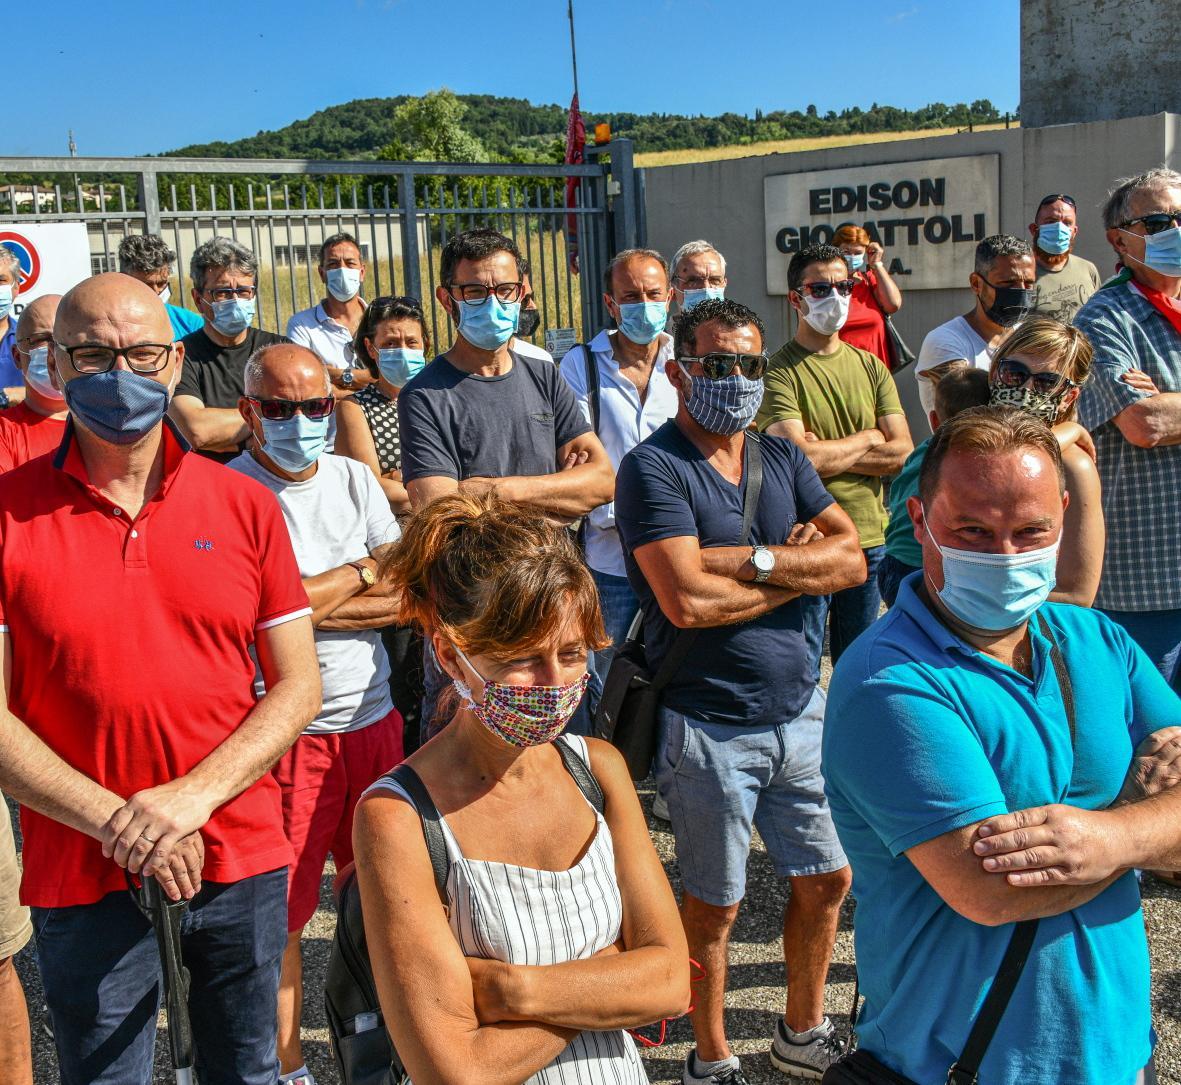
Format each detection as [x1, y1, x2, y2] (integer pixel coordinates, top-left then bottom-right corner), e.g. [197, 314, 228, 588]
[368, 735, 649, 1084]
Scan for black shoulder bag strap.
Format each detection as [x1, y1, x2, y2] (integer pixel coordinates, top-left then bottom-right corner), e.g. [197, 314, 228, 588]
[555, 737, 606, 813]
[581, 343, 601, 435]
[945, 613, 1076, 1085]
[389, 763, 449, 904]
[648, 432, 765, 693]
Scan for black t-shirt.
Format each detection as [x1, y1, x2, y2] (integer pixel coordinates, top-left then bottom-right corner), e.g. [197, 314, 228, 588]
[175, 327, 288, 463]
[615, 422, 834, 728]
[397, 350, 590, 483]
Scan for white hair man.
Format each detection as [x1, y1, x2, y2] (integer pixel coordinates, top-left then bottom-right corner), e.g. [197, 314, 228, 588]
[670, 239, 728, 312]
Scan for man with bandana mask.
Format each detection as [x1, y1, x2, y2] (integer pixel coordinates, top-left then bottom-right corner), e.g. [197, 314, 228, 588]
[823, 405, 1181, 1085]
[0, 296, 68, 472]
[1027, 194, 1101, 322]
[616, 298, 864, 1084]
[1075, 167, 1181, 693]
[915, 235, 1037, 419]
[759, 244, 913, 681]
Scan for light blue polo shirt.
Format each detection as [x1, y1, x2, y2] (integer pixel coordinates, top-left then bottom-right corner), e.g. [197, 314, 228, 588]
[166, 303, 204, 342]
[824, 574, 1179, 1085]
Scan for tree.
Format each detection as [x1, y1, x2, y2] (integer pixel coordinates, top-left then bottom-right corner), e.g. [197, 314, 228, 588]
[378, 88, 489, 163]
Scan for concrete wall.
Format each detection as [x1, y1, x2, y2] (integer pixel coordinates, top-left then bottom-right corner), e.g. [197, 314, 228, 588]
[642, 113, 1178, 432]
[1021, 0, 1181, 128]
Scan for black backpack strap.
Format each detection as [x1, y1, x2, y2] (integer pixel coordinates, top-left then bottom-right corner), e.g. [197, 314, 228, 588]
[580, 343, 600, 435]
[554, 736, 605, 813]
[388, 764, 450, 905]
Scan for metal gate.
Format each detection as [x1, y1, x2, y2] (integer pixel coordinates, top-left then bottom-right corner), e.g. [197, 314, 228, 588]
[0, 142, 642, 352]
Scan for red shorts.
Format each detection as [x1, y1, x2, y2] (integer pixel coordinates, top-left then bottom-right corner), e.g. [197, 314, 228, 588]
[272, 706, 403, 932]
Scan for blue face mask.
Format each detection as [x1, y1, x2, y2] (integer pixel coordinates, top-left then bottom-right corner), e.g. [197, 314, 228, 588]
[0, 285, 13, 321]
[209, 297, 255, 336]
[1121, 225, 1181, 279]
[377, 347, 426, 388]
[617, 301, 669, 345]
[258, 411, 329, 473]
[326, 267, 362, 302]
[680, 287, 725, 311]
[677, 362, 764, 436]
[1037, 221, 1072, 256]
[456, 296, 519, 351]
[26, 346, 64, 402]
[64, 369, 171, 445]
[844, 252, 866, 272]
[924, 508, 1060, 632]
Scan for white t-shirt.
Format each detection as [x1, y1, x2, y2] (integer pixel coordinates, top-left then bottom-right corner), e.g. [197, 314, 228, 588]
[229, 452, 400, 733]
[914, 315, 995, 414]
[510, 337, 555, 364]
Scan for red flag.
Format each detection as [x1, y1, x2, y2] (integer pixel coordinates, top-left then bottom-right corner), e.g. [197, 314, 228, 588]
[564, 93, 586, 275]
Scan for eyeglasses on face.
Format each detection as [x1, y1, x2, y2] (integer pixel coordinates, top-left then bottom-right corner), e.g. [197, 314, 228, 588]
[446, 281, 524, 305]
[798, 279, 856, 299]
[1038, 193, 1077, 209]
[678, 352, 769, 381]
[675, 274, 726, 289]
[60, 342, 173, 374]
[247, 396, 336, 421]
[203, 285, 257, 302]
[994, 357, 1075, 395]
[1120, 211, 1181, 235]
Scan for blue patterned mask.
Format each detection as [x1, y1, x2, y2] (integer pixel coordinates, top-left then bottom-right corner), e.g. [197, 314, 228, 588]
[677, 362, 764, 435]
[64, 370, 171, 445]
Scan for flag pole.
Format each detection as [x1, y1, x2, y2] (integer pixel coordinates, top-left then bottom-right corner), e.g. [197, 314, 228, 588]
[568, 0, 580, 102]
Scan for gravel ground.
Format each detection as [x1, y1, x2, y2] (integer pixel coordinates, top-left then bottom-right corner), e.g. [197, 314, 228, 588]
[14, 753, 1181, 1084]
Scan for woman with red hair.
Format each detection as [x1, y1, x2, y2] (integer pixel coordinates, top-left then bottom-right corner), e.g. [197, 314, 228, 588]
[832, 225, 904, 368]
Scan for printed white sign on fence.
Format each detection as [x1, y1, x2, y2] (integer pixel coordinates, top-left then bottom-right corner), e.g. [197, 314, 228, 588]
[1, 223, 92, 314]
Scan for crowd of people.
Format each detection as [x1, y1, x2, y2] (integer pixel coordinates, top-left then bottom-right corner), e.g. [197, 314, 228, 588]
[0, 163, 1178, 1085]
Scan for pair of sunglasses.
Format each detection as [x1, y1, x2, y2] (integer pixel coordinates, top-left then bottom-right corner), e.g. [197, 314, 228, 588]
[994, 357, 1075, 396]
[679, 353, 769, 381]
[1038, 193, 1076, 209]
[1120, 211, 1181, 235]
[798, 279, 856, 299]
[247, 396, 336, 421]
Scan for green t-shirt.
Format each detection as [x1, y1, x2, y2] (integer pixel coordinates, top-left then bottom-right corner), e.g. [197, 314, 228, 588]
[1032, 254, 1101, 323]
[756, 339, 903, 549]
[883, 436, 930, 567]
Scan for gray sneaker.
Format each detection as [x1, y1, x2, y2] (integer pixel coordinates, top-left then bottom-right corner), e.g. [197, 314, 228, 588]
[682, 1050, 750, 1085]
[769, 1016, 846, 1079]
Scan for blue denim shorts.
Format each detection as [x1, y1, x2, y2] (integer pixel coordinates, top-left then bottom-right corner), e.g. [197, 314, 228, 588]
[655, 686, 847, 907]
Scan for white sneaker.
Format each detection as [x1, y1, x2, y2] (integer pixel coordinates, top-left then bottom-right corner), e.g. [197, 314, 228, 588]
[651, 790, 670, 822]
[682, 1050, 749, 1084]
[769, 1016, 846, 1079]
[280, 1069, 316, 1085]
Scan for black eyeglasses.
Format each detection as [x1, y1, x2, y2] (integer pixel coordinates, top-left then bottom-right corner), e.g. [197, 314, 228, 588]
[247, 396, 336, 421]
[679, 353, 769, 381]
[798, 280, 856, 299]
[994, 357, 1075, 395]
[1038, 193, 1076, 209]
[446, 281, 524, 304]
[203, 285, 257, 302]
[1119, 211, 1181, 235]
[59, 342, 173, 374]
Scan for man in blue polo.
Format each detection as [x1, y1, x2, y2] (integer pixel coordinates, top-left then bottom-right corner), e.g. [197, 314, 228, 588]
[0, 246, 25, 408]
[824, 405, 1181, 1085]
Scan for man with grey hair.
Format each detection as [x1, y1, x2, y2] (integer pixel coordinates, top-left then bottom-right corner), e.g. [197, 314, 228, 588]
[914, 234, 1036, 418]
[117, 233, 204, 340]
[228, 342, 402, 1085]
[171, 236, 288, 462]
[670, 239, 728, 312]
[0, 246, 25, 408]
[1075, 167, 1181, 700]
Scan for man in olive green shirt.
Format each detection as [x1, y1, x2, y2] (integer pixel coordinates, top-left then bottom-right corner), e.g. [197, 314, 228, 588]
[758, 244, 913, 677]
[1027, 193, 1102, 322]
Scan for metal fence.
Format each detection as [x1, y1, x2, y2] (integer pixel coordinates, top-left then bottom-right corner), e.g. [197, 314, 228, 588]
[0, 141, 643, 351]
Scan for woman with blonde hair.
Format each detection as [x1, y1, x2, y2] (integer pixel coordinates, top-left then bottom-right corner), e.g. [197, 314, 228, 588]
[352, 492, 690, 1085]
[832, 224, 903, 368]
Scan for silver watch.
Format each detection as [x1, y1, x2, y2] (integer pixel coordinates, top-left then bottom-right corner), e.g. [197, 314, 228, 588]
[751, 545, 775, 583]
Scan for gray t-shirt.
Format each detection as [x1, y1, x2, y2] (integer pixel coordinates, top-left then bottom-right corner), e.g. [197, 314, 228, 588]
[1032, 254, 1102, 323]
[397, 350, 591, 484]
[228, 452, 400, 733]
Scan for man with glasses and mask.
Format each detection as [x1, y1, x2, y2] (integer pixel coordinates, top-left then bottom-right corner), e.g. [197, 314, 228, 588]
[171, 236, 288, 462]
[670, 239, 728, 312]
[0, 296, 69, 473]
[616, 298, 864, 1084]
[1075, 168, 1181, 693]
[0, 273, 320, 1083]
[914, 234, 1036, 418]
[228, 343, 402, 1085]
[759, 244, 913, 679]
[1027, 194, 1101, 322]
[117, 234, 204, 341]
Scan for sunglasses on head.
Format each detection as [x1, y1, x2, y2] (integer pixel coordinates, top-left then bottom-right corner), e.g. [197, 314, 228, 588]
[994, 357, 1075, 396]
[679, 352, 769, 381]
[248, 396, 336, 421]
[1038, 193, 1076, 209]
[371, 294, 423, 309]
[798, 279, 856, 299]
[1121, 211, 1181, 236]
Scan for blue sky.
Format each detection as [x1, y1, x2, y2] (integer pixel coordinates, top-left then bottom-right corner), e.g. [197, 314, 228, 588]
[9, 1, 1020, 157]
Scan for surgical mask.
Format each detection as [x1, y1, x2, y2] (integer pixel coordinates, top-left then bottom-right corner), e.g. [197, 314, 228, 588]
[209, 297, 255, 336]
[516, 307, 541, 338]
[844, 253, 866, 272]
[326, 267, 362, 302]
[377, 347, 426, 388]
[989, 381, 1065, 424]
[456, 296, 519, 351]
[25, 346, 64, 402]
[0, 285, 12, 321]
[616, 300, 668, 345]
[1036, 221, 1072, 256]
[452, 646, 590, 748]
[680, 287, 725, 311]
[982, 283, 1034, 328]
[1120, 225, 1181, 279]
[799, 291, 850, 336]
[924, 507, 1060, 632]
[64, 370, 171, 445]
[258, 411, 329, 473]
[159, 284, 172, 305]
[678, 362, 764, 435]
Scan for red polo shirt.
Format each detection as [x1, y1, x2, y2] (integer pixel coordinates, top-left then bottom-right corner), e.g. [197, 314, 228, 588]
[0, 419, 311, 907]
[0, 403, 69, 473]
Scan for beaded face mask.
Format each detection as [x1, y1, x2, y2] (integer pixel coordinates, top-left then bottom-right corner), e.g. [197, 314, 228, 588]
[452, 647, 589, 748]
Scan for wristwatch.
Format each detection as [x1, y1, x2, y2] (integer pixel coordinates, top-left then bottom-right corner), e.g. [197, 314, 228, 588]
[340, 368, 355, 388]
[751, 545, 775, 584]
[347, 561, 376, 588]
